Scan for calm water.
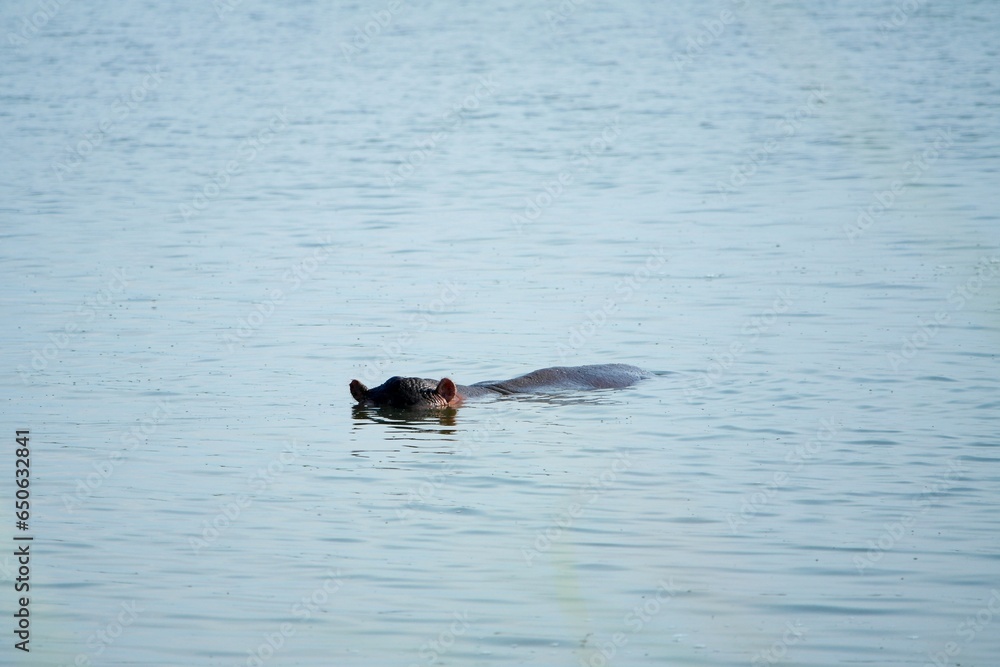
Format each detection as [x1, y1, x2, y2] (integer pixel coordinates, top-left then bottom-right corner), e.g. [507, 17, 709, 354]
[2, 1, 999, 665]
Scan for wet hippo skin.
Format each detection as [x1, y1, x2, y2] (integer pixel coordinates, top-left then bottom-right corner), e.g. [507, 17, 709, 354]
[350, 364, 650, 409]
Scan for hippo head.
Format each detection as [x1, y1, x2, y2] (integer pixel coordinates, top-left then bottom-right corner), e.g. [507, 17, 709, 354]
[350, 376, 459, 409]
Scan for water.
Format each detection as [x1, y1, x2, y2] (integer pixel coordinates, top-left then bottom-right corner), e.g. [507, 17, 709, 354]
[2, 0, 998, 665]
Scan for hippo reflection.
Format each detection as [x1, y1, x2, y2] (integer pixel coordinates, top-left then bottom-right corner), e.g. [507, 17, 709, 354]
[350, 364, 649, 409]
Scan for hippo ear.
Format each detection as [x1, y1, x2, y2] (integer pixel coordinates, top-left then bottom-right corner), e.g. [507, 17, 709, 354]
[350, 380, 368, 403]
[436, 378, 457, 404]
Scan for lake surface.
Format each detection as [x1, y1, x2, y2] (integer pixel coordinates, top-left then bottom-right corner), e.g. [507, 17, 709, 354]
[2, 0, 999, 665]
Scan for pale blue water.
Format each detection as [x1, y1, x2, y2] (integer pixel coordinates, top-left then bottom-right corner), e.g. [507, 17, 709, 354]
[2, 1, 999, 665]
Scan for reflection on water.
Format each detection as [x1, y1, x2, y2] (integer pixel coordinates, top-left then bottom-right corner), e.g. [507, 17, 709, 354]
[351, 388, 637, 431]
[352, 405, 461, 430]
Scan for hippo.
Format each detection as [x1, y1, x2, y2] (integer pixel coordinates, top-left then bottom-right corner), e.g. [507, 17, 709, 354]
[350, 364, 649, 409]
